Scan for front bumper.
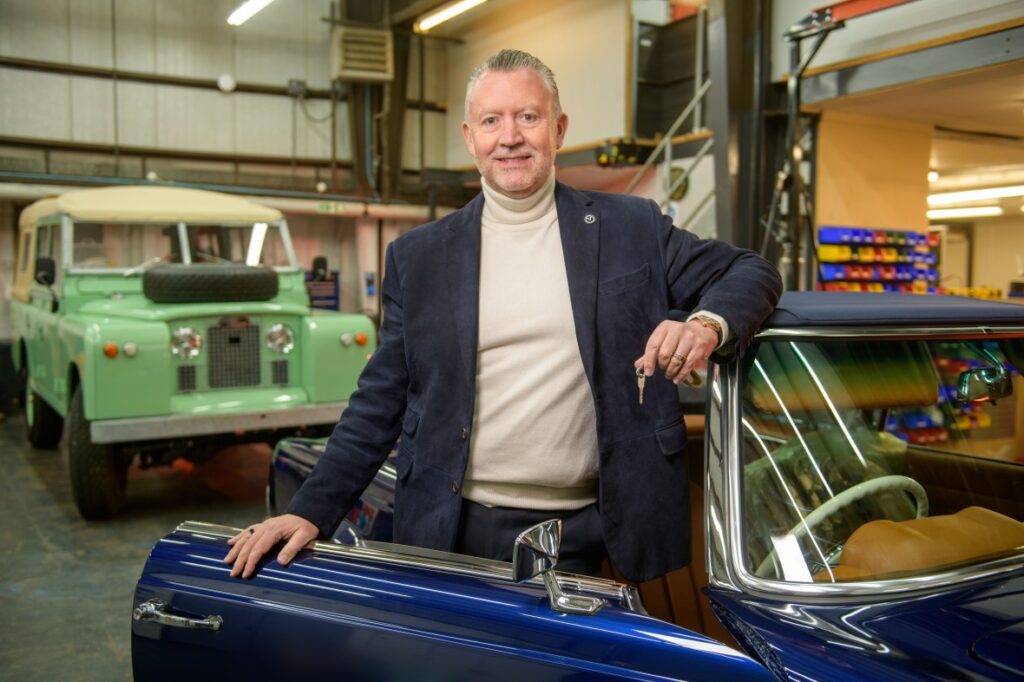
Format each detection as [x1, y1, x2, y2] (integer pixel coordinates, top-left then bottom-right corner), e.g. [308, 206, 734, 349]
[90, 402, 346, 444]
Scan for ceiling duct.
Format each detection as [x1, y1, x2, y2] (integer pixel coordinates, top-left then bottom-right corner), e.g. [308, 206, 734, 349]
[331, 26, 394, 82]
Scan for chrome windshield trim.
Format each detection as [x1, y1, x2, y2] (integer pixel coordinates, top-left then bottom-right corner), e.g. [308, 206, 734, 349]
[757, 326, 1024, 340]
[174, 521, 642, 611]
[277, 218, 299, 269]
[177, 222, 191, 265]
[719, 341, 1024, 601]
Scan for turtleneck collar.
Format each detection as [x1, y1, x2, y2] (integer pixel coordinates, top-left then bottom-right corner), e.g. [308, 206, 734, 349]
[481, 171, 556, 226]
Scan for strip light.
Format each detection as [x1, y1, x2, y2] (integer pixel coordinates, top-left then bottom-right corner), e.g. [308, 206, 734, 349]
[415, 0, 488, 32]
[927, 207, 1004, 220]
[927, 185, 1024, 206]
[227, 0, 275, 26]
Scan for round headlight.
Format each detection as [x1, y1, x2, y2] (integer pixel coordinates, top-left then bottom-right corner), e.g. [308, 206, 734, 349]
[170, 327, 202, 359]
[266, 324, 295, 354]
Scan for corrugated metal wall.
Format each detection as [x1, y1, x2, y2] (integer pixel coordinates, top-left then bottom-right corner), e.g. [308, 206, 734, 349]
[0, 0, 448, 170]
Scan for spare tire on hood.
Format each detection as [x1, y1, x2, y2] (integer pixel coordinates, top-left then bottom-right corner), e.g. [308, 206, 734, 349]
[142, 264, 279, 303]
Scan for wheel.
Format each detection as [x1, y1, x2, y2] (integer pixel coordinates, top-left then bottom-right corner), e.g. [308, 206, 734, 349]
[68, 386, 127, 519]
[16, 350, 27, 407]
[142, 264, 279, 303]
[756, 475, 928, 578]
[25, 379, 64, 449]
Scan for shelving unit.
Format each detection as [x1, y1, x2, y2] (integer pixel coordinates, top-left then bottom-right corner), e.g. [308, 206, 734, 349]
[817, 225, 939, 293]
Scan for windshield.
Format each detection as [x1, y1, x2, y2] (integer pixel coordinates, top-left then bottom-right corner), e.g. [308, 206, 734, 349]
[186, 223, 291, 267]
[72, 223, 182, 269]
[70, 222, 293, 270]
[740, 336, 1024, 583]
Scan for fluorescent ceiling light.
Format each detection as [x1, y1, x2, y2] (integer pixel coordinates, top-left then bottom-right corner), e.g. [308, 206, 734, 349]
[927, 206, 1004, 220]
[927, 185, 1024, 206]
[415, 0, 488, 32]
[228, 0, 275, 26]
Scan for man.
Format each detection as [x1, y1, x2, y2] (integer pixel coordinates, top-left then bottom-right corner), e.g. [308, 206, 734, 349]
[226, 49, 781, 582]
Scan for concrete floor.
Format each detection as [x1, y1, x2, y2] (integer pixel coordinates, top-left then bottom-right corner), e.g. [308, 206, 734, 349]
[0, 410, 270, 681]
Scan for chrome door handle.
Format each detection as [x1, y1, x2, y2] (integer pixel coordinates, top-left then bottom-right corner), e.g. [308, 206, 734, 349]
[132, 599, 223, 631]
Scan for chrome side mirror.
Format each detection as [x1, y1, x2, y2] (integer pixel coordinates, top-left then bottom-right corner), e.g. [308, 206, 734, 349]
[958, 343, 1013, 405]
[512, 518, 560, 582]
[512, 519, 605, 616]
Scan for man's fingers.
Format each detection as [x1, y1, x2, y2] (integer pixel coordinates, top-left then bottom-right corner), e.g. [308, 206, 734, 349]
[242, 533, 278, 579]
[642, 323, 671, 376]
[277, 529, 314, 565]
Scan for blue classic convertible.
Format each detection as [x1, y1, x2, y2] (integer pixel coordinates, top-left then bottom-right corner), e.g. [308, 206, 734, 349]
[131, 293, 1024, 681]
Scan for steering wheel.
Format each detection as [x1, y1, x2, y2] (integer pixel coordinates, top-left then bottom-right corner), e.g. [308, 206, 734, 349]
[755, 475, 928, 578]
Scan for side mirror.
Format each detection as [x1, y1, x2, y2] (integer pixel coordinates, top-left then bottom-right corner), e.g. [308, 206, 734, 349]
[957, 367, 1012, 404]
[311, 255, 328, 282]
[512, 519, 605, 615]
[35, 256, 56, 286]
[512, 518, 561, 583]
[957, 343, 1014, 405]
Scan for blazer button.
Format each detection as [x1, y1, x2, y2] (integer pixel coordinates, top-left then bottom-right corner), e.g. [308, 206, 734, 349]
[451, 481, 460, 494]
[460, 427, 469, 440]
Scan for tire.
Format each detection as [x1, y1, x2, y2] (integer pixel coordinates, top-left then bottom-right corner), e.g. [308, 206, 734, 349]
[68, 387, 127, 519]
[25, 381, 64, 449]
[143, 264, 279, 303]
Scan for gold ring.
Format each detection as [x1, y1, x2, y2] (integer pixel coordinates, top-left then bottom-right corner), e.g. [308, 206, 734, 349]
[672, 352, 685, 361]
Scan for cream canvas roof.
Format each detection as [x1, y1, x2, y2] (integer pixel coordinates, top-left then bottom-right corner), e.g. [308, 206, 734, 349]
[19, 186, 281, 229]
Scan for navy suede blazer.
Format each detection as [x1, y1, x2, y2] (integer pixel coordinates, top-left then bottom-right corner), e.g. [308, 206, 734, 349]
[287, 182, 781, 582]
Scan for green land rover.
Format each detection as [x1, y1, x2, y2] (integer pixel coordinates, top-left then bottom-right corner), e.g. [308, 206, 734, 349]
[11, 186, 375, 519]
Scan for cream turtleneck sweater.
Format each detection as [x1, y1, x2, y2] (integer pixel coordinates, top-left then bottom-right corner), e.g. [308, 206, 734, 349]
[461, 173, 600, 510]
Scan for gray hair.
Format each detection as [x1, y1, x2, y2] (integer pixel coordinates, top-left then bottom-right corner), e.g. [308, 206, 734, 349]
[464, 49, 562, 122]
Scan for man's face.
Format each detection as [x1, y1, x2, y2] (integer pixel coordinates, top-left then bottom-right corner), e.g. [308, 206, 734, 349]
[462, 68, 568, 199]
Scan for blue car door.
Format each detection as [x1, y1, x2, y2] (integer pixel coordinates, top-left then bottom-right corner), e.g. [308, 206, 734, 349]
[132, 522, 772, 682]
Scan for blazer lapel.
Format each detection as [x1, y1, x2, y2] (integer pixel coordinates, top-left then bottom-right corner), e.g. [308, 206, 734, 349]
[442, 192, 484, 383]
[555, 182, 599, 387]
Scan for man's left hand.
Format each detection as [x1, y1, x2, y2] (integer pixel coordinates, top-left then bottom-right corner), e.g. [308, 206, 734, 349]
[635, 319, 718, 383]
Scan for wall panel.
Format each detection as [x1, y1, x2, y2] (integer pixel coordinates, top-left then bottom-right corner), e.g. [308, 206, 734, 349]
[403, 110, 447, 170]
[0, 0, 70, 63]
[69, 0, 113, 69]
[971, 216, 1024, 292]
[114, 81, 158, 147]
[155, 86, 234, 153]
[0, 69, 72, 140]
[234, 93, 293, 158]
[114, 0, 157, 72]
[815, 111, 931, 231]
[153, 0, 235, 80]
[70, 78, 114, 144]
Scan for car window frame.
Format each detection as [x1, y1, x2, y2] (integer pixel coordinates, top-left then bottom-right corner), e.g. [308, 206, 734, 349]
[708, 325, 1024, 601]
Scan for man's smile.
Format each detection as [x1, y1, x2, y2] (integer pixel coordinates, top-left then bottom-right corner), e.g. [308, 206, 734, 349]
[495, 154, 532, 168]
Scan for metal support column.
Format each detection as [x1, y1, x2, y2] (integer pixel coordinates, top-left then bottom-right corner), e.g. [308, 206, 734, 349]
[706, 0, 765, 249]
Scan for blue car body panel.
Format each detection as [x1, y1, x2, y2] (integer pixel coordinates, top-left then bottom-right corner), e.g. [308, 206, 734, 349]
[131, 525, 771, 682]
[708, 574, 1024, 681]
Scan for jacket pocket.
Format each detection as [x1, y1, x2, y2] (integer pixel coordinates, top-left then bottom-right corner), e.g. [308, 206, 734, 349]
[598, 263, 650, 295]
[655, 420, 687, 456]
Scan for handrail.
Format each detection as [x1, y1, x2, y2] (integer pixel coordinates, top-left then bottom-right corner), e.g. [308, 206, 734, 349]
[624, 78, 712, 195]
[659, 137, 714, 209]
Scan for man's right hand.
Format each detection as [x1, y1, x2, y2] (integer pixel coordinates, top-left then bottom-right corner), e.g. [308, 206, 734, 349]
[223, 513, 319, 578]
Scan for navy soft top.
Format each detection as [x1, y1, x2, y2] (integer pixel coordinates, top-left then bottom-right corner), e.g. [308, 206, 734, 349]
[764, 292, 1024, 329]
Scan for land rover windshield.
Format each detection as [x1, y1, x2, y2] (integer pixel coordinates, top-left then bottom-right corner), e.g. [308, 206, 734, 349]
[70, 221, 294, 271]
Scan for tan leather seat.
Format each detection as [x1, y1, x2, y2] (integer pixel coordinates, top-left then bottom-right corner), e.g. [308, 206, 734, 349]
[819, 506, 1024, 581]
